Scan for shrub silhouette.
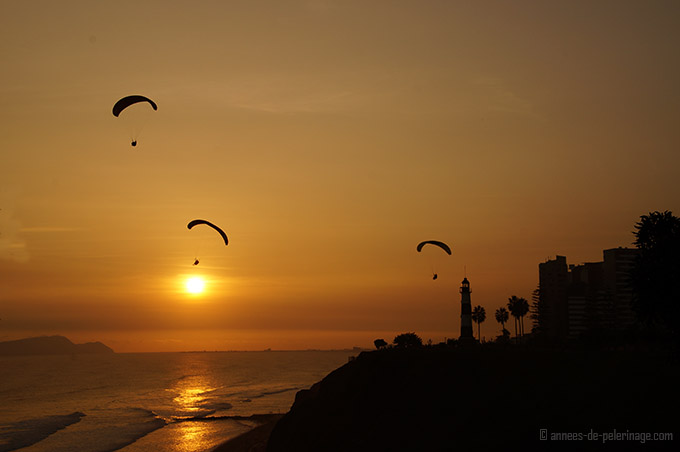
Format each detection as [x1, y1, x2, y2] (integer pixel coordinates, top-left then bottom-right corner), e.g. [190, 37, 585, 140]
[393, 332, 423, 348]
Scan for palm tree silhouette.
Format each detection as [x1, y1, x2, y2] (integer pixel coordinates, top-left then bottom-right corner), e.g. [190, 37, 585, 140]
[507, 296, 520, 343]
[495, 307, 509, 335]
[508, 296, 530, 343]
[471, 305, 486, 342]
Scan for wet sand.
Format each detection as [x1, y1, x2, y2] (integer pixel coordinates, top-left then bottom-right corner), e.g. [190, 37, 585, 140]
[212, 414, 283, 452]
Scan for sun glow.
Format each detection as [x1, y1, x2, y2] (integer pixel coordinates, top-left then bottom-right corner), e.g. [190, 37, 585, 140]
[185, 276, 206, 295]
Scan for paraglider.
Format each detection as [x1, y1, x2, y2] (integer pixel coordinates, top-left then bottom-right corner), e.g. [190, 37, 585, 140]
[112, 95, 157, 117]
[187, 219, 228, 265]
[187, 220, 228, 245]
[416, 240, 452, 255]
[416, 240, 452, 280]
[112, 95, 157, 146]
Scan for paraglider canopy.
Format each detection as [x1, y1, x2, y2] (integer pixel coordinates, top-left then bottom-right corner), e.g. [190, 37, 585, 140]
[112, 95, 157, 117]
[417, 240, 451, 281]
[416, 240, 452, 255]
[187, 219, 228, 246]
[113, 95, 157, 146]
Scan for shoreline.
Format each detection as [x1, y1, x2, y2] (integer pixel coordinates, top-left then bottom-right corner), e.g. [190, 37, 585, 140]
[211, 414, 284, 452]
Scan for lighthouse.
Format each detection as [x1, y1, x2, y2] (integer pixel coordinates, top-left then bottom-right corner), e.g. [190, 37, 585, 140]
[459, 277, 474, 340]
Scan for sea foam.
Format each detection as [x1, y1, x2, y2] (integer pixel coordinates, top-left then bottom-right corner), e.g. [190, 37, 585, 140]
[7, 408, 165, 452]
[0, 411, 85, 452]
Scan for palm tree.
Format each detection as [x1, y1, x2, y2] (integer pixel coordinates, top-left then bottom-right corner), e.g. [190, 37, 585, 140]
[516, 297, 530, 338]
[507, 296, 520, 343]
[508, 296, 530, 343]
[495, 307, 509, 335]
[471, 305, 486, 342]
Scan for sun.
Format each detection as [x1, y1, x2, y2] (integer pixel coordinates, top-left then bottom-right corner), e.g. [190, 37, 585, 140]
[185, 277, 206, 295]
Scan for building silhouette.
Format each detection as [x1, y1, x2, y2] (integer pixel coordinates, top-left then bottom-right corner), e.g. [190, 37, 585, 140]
[567, 261, 604, 339]
[603, 247, 638, 329]
[538, 256, 569, 340]
[538, 248, 638, 341]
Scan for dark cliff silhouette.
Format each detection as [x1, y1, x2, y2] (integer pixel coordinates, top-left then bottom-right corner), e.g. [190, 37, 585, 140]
[0, 335, 114, 355]
[266, 346, 679, 451]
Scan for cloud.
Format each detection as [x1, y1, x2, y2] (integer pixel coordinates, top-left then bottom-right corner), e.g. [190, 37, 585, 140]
[0, 210, 29, 263]
[161, 73, 364, 115]
[228, 84, 356, 114]
[0, 222, 81, 262]
[472, 76, 536, 116]
[19, 227, 83, 233]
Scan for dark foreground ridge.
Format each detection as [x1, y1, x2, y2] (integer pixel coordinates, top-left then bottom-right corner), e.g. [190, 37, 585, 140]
[0, 335, 114, 356]
[267, 346, 679, 451]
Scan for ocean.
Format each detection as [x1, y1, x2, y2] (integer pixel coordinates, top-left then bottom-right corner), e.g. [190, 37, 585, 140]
[0, 350, 356, 452]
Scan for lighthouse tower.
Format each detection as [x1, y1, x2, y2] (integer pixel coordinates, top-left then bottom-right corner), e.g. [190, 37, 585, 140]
[459, 277, 474, 340]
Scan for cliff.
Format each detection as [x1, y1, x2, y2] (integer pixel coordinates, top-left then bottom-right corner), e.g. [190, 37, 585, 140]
[0, 335, 114, 356]
[267, 346, 679, 451]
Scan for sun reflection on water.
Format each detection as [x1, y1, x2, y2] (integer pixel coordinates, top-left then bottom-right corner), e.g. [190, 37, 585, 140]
[170, 373, 219, 419]
[164, 376, 220, 451]
[174, 387, 213, 415]
[137, 358, 255, 452]
[174, 422, 211, 452]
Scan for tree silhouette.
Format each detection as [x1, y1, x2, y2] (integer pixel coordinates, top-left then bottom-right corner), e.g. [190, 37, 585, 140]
[516, 297, 530, 338]
[507, 296, 520, 343]
[495, 307, 509, 335]
[471, 305, 486, 342]
[630, 211, 680, 344]
[373, 338, 388, 349]
[393, 332, 423, 348]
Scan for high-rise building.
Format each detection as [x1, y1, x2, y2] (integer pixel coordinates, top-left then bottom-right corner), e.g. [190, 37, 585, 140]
[537, 248, 638, 341]
[567, 262, 604, 339]
[603, 247, 638, 329]
[538, 256, 569, 340]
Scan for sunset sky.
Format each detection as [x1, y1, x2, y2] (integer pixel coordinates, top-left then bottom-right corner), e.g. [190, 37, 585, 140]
[1, 0, 679, 352]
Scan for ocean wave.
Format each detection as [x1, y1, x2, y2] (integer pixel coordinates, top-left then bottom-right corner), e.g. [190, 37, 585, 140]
[0, 411, 85, 452]
[0, 408, 166, 452]
[169, 400, 233, 421]
[92, 408, 166, 452]
[249, 386, 300, 399]
[173, 412, 275, 423]
[216, 385, 300, 401]
[170, 409, 217, 421]
[206, 401, 233, 412]
[172, 374, 199, 383]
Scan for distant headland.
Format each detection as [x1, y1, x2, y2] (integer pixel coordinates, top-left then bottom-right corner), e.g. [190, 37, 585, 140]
[0, 335, 114, 356]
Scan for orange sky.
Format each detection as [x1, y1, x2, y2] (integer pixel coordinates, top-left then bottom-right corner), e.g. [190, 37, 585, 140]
[1, 1, 679, 352]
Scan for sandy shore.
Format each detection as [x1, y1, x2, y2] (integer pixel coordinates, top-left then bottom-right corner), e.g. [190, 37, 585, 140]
[211, 414, 283, 452]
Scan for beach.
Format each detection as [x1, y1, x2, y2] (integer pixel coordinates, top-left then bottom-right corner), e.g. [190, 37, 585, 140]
[211, 415, 283, 452]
